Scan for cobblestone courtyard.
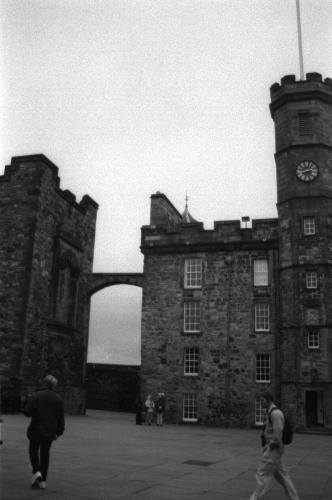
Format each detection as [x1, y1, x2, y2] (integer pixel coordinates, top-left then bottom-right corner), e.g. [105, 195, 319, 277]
[1, 410, 332, 500]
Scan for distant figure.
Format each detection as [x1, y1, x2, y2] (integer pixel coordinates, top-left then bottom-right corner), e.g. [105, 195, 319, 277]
[249, 391, 300, 500]
[144, 394, 155, 425]
[23, 375, 65, 490]
[155, 392, 165, 426]
[135, 397, 142, 425]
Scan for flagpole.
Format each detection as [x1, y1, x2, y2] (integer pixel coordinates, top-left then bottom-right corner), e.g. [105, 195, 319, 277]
[296, 0, 305, 80]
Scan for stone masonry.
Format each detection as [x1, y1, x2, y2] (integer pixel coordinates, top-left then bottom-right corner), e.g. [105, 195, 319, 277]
[141, 194, 279, 426]
[1, 73, 332, 430]
[140, 73, 332, 430]
[0, 155, 98, 413]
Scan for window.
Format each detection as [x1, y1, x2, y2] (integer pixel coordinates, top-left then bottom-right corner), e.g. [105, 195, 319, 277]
[255, 303, 270, 331]
[184, 258, 202, 288]
[298, 112, 313, 136]
[303, 217, 315, 235]
[183, 393, 198, 421]
[255, 398, 266, 425]
[184, 302, 201, 332]
[306, 271, 318, 289]
[55, 267, 79, 326]
[254, 259, 268, 286]
[305, 308, 319, 325]
[53, 248, 80, 327]
[308, 330, 320, 349]
[184, 347, 199, 376]
[256, 354, 271, 383]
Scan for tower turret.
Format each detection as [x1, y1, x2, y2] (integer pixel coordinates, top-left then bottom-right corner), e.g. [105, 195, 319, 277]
[270, 73, 332, 203]
[270, 73, 332, 431]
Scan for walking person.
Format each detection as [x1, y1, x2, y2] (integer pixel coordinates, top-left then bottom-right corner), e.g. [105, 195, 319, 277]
[23, 375, 65, 490]
[144, 394, 155, 425]
[249, 391, 300, 500]
[155, 392, 165, 426]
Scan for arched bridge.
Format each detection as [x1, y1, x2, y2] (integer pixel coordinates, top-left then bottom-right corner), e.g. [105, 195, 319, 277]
[85, 272, 144, 296]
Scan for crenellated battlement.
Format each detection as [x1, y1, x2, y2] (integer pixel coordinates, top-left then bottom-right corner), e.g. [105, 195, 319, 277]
[141, 192, 278, 253]
[270, 73, 332, 118]
[270, 72, 332, 95]
[0, 154, 98, 213]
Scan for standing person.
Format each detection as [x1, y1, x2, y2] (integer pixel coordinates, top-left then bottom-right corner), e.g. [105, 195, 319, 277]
[249, 391, 300, 500]
[23, 375, 65, 490]
[144, 394, 155, 425]
[155, 392, 165, 426]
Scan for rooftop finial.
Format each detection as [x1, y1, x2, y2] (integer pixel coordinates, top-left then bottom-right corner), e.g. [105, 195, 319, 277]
[181, 193, 199, 224]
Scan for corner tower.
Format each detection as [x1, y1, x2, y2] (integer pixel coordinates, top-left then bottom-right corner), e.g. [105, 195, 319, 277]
[270, 73, 332, 430]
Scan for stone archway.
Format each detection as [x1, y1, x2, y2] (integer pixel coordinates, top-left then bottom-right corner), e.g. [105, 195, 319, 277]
[84, 272, 144, 412]
[86, 272, 144, 296]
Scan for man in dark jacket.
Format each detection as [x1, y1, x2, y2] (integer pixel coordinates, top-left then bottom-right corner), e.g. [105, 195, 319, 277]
[23, 375, 65, 490]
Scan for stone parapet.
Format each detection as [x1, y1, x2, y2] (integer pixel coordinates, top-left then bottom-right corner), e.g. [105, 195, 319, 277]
[0, 155, 98, 213]
[270, 73, 332, 118]
[141, 203, 278, 253]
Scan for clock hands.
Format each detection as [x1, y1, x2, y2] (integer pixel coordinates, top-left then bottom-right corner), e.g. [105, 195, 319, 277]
[296, 161, 318, 182]
[301, 168, 314, 174]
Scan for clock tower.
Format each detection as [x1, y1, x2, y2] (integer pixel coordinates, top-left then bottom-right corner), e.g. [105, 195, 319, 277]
[270, 73, 332, 430]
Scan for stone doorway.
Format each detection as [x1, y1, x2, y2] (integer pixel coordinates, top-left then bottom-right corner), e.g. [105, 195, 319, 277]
[305, 390, 324, 427]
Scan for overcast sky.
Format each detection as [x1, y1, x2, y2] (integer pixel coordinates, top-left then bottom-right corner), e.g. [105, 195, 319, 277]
[1, 0, 332, 365]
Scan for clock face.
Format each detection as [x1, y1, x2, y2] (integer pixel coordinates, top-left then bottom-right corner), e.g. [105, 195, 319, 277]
[296, 161, 319, 182]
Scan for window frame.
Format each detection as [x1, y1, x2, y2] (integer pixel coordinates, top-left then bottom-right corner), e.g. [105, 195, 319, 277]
[255, 353, 271, 383]
[254, 303, 270, 332]
[183, 392, 198, 422]
[303, 216, 316, 235]
[306, 271, 318, 289]
[183, 347, 199, 376]
[184, 258, 202, 289]
[307, 329, 320, 350]
[253, 258, 269, 287]
[183, 301, 201, 333]
[255, 397, 266, 425]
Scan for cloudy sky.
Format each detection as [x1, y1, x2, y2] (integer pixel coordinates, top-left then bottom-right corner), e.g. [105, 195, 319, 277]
[1, 0, 332, 365]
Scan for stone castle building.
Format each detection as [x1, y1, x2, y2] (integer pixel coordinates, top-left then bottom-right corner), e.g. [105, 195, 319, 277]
[1, 72, 332, 430]
[0, 154, 142, 414]
[0, 155, 100, 412]
[140, 73, 332, 430]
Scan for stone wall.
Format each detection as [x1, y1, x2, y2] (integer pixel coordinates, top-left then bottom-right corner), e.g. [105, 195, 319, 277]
[86, 363, 140, 412]
[0, 155, 98, 414]
[141, 195, 278, 426]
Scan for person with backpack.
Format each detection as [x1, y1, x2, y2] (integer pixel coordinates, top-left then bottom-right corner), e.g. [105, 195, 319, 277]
[249, 391, 300, 500]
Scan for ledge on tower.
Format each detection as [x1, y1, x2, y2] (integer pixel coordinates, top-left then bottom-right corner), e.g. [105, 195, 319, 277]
[270, 72, 332, 97]
[269, 73, 332, 118]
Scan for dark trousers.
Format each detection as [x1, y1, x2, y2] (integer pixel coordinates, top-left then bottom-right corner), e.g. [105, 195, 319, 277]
[29, 437, 53, 481]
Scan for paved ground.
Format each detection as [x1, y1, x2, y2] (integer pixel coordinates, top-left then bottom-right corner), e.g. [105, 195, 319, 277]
[1, 410, 332, 500]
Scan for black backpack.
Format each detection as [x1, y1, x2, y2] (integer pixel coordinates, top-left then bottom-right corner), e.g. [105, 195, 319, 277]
[269, 408, 294, 445]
